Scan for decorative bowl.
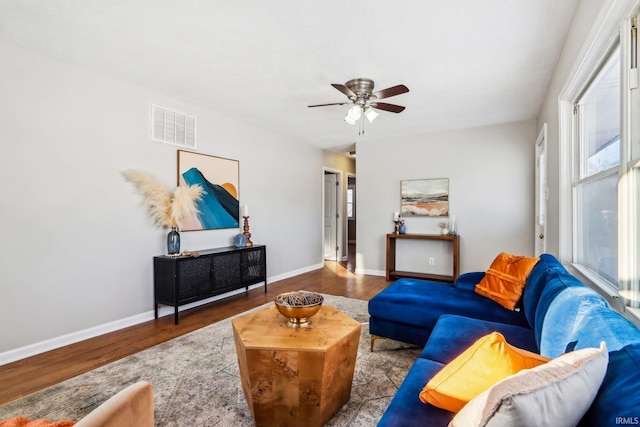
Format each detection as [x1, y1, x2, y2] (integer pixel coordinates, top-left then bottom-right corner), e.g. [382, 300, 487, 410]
[233, 233, 248, 248]
[274, 291, 324, 328]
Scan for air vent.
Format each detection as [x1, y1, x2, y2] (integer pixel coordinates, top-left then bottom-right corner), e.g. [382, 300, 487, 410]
[151, 104, 197, 148]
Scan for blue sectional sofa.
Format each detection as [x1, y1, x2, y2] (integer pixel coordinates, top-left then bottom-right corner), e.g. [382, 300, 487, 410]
[369, 254, 640, 426]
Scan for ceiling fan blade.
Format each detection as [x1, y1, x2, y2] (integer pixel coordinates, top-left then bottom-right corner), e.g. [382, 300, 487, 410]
[331, 83, 356, 98]
[308, 102, 350, 108]
[372, 84, 409, 100]
[371, 102, 406, 113]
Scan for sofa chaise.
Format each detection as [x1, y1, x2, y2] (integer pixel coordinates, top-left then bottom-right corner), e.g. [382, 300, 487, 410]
[369, 253, 640, 426]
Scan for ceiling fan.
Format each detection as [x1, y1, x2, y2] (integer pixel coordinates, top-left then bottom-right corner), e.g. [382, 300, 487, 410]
[308, 78, 409, 127]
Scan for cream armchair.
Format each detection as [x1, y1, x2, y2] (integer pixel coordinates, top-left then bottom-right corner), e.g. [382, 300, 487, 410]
[75, 381, 153, 427]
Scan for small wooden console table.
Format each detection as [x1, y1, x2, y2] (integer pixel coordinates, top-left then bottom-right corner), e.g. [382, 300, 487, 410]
[386, 233, 460, 282]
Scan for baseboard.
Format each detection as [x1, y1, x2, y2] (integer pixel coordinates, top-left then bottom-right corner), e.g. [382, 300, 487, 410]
[355, 268, 385, 276]
[0, 311, 152, 366]
[267, 262, 324, 283]
[0, 263, 325, 366]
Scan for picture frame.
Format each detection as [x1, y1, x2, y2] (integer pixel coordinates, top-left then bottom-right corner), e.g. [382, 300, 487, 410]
[401, 178, 449, 217]
[177, 150, 240, 231]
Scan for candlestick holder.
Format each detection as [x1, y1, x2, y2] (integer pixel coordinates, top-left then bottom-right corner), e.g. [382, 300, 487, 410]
[243, 216, 253, 247]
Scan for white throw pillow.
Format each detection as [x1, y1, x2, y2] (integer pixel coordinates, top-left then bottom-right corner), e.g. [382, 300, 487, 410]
[449, 342, 608, 427]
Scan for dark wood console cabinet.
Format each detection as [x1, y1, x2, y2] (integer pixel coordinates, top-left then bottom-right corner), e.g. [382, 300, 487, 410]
[154, 245, 267, 324]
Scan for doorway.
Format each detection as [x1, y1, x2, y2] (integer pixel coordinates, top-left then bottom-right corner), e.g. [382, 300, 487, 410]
[323, 169, 341, 261]
[535, 124, 548, 256]
[342, 174, 356, 271]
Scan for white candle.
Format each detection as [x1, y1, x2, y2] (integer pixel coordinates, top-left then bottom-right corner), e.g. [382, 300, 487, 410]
[393, 212, 400, 221]
[450, 215, 456, 233]
[243, 205, 249, 217]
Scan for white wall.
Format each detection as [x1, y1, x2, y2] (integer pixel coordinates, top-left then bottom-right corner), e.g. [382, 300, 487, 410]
[0, 41, 325, 359]
[356, 121, 537, 276]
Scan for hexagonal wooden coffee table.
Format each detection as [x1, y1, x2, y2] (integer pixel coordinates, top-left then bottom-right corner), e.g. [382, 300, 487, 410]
[232, 304, 361, 427]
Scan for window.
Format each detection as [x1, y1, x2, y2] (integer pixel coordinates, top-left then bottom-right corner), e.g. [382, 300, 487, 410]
[347, 186, 355, 219]
[562, 10, 640, 317]
[620, 166, 640, 309]
[623, 17, 640, 311]
[573, 46, 621, 287]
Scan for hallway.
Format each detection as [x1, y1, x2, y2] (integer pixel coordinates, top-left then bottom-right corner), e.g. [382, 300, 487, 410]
[339, 243, 356, 272]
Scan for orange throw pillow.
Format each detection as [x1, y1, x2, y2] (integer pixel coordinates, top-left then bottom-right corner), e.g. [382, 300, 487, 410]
[474, 252, 539, 310]
[0, 417, 75, 427]
[419, 332, 549, 412]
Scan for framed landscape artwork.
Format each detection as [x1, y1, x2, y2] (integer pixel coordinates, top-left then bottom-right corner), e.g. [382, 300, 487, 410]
[177, 150, 240, 231]
[401, 178, 449, 217]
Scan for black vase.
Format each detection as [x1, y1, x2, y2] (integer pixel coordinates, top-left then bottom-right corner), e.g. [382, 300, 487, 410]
[167, 227, 180, 255]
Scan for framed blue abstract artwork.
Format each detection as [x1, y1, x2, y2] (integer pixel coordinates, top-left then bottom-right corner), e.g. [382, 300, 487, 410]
[177, 150, 239, 231]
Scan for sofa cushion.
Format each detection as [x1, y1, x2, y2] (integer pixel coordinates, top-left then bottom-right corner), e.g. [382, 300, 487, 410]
[450, 342, 608, 427]
[421, 315, 537, 364]
[474, 253, 539, 310]
[539, 286, 640, 357]
[420, 332, 549, 412]
[531, 270, 585, 347]
[368, 278, 529, 347]
[453, 271, 485, 291]
[520, 253, 567, 329]
[377, 358, 455, 427]
[580, 343, 640, 427]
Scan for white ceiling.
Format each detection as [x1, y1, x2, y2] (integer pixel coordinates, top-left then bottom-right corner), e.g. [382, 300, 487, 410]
[0, 1, 579, 154]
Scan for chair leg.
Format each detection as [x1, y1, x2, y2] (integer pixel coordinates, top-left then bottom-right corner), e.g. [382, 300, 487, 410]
[370, 334, 385, 352]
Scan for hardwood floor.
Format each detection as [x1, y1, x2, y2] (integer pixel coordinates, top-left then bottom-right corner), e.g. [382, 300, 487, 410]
[0, 261, 391, 406]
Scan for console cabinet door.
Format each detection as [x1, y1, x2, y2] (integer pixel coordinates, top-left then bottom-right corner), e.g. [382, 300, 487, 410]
[211, 251, 242, 292]
[242, 247, 266, 286]
[176, 256, 213, 302]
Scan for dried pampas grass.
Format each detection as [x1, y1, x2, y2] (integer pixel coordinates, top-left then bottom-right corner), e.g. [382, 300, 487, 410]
[122, 170, 204, 229]
[171, 184, 204, 228]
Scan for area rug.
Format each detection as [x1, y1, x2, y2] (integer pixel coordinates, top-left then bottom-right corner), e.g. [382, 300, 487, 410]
[0, 295, 421, 426]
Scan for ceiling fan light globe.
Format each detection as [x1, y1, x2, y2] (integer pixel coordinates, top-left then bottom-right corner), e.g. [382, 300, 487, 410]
[365, 108, 379, 123]
[344, 115, 356, 125]
[347, 105, 362, 120]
